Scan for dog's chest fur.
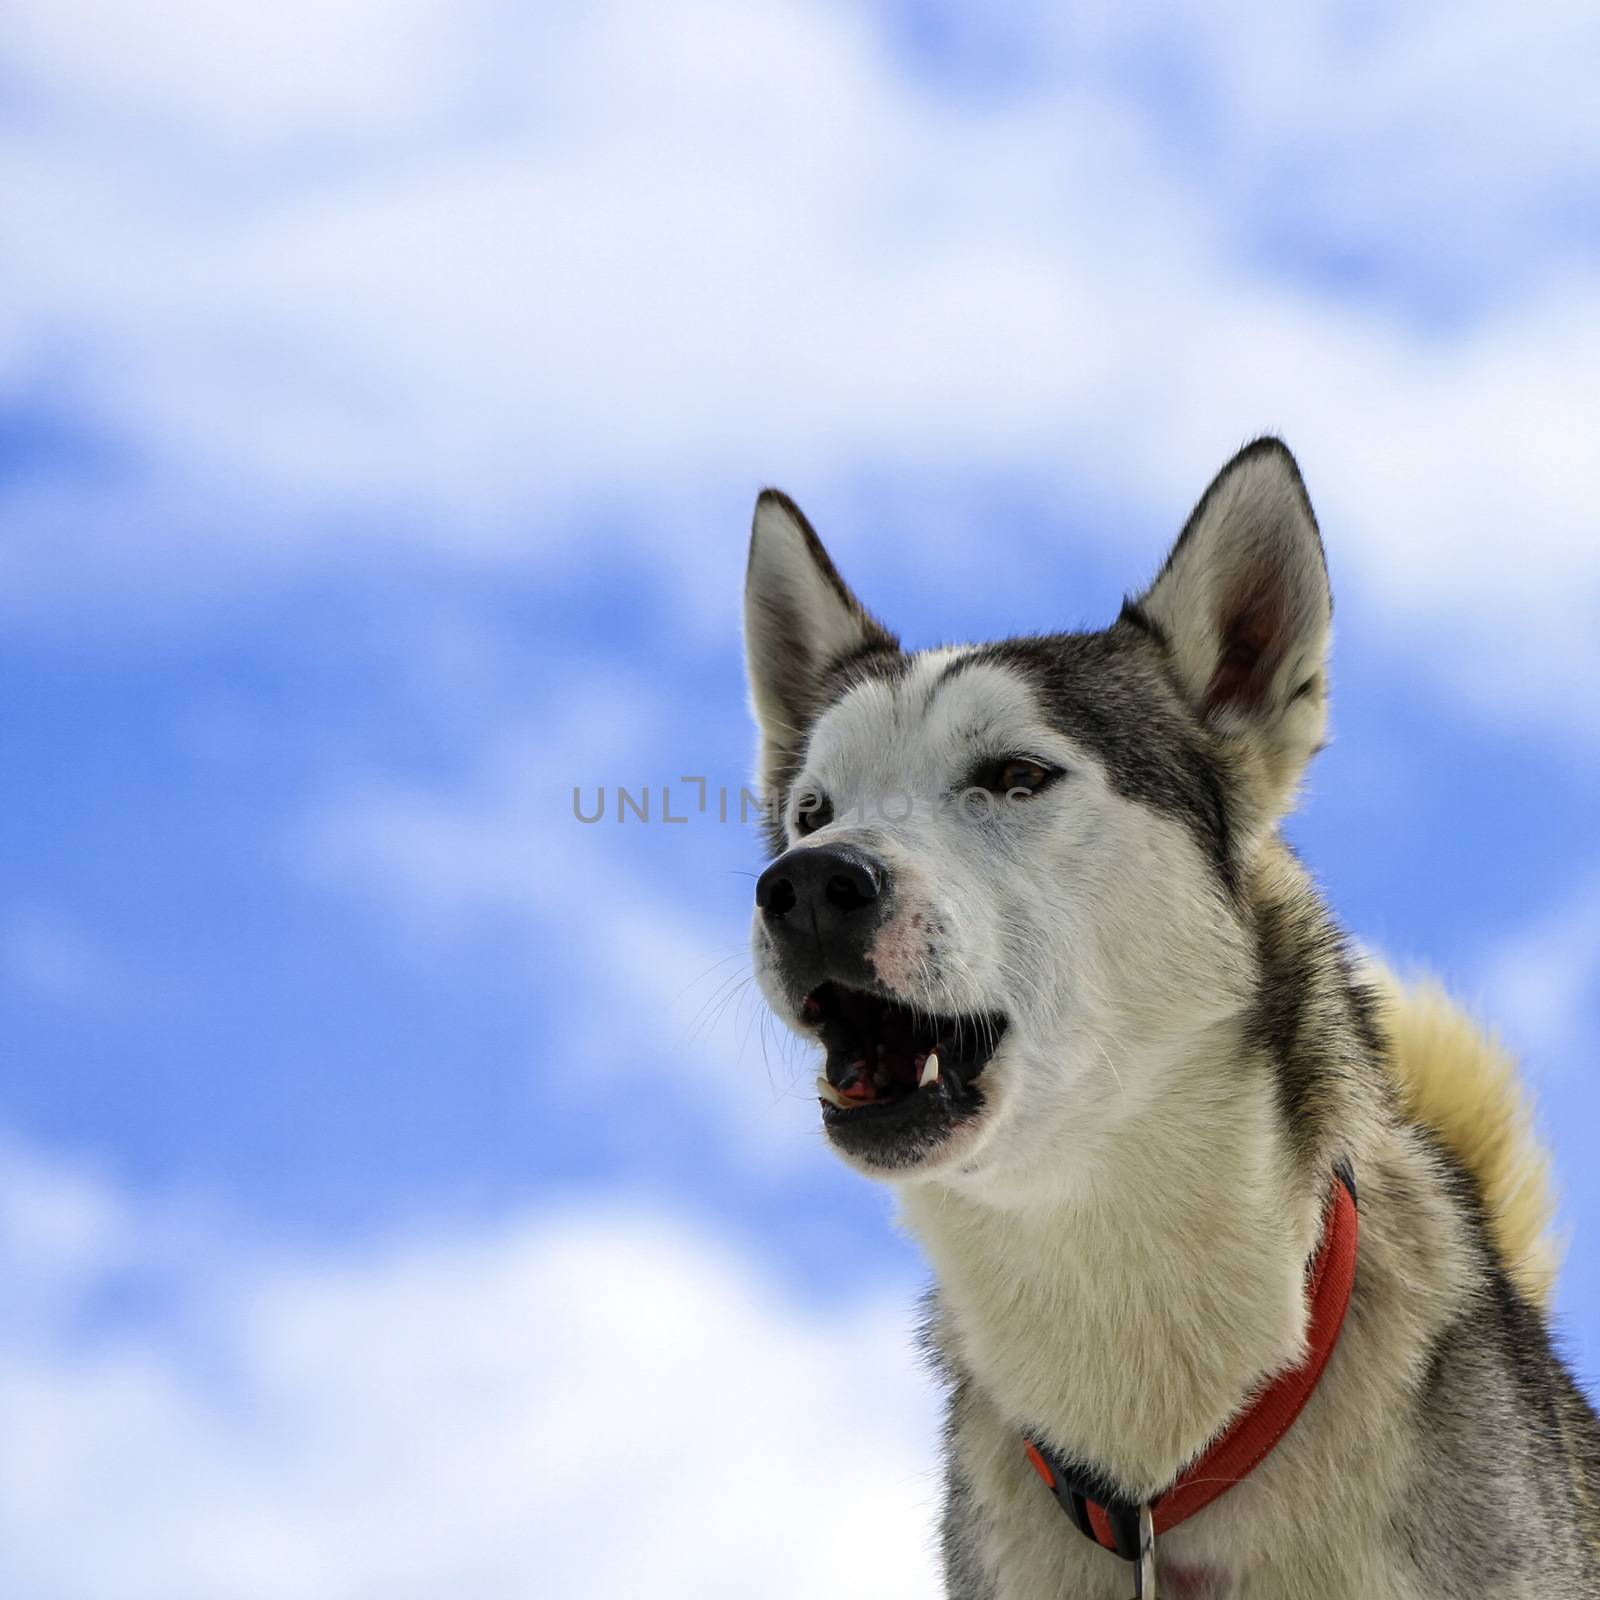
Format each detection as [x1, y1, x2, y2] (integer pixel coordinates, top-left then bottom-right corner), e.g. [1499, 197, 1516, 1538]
[903, 1046, 1319, 1498]
[909, 1049, 1597, 1598]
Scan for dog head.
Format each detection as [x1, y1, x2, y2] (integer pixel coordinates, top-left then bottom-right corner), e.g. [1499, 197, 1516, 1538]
[744, 440, 1331, 1191]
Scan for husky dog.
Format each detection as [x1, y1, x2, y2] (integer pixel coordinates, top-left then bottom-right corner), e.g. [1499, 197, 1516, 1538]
[743, 439, 1600, 1597]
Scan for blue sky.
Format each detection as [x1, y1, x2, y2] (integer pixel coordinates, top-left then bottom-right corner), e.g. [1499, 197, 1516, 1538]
[3, 3, 1599, 1594]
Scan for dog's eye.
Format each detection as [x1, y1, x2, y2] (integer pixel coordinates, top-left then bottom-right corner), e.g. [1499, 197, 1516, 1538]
[794, 790, 834, 835]
[974, 758, 1059, 799]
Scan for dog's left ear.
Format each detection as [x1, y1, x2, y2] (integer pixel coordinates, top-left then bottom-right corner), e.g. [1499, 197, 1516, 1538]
[1135, 438, 1331, 827]
[744, 490, 897, 798]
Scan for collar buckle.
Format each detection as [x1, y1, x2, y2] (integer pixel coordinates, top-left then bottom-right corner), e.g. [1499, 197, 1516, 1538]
[1023, 1439, 1154, 1578]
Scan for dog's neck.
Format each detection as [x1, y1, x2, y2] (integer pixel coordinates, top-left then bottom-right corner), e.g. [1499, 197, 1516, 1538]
[898, 1020, 1328, 1500]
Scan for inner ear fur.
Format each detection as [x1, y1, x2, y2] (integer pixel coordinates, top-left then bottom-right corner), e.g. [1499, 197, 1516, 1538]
[743, 490, 896, 799]
[1136, 438, 1332, 827]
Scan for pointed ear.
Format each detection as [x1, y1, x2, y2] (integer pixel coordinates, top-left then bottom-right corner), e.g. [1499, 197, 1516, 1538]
[744, 490, 896, 794]
[1135, 439, 1332, 823]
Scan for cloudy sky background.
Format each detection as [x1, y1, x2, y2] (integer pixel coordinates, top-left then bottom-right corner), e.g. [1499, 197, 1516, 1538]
[3, 3, 1598, 1594]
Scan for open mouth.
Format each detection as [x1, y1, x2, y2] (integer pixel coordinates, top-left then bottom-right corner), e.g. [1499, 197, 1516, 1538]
[806, 981, 1008, 1124]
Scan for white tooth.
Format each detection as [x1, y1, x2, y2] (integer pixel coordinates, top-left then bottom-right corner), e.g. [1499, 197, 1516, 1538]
[816, 1076, 850, 1109]
[919, 1052, 940, 1088]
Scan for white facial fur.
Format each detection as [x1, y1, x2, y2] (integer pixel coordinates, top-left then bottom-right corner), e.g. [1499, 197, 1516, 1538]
[750, 651, 1253, 1196]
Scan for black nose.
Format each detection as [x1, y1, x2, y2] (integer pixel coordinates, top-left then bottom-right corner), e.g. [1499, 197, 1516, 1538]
[756, 844, 886, 927]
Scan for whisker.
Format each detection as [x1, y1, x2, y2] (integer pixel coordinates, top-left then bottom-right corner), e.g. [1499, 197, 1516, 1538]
[680, 968, 752, 1047]
[672, 948, 750, 1006]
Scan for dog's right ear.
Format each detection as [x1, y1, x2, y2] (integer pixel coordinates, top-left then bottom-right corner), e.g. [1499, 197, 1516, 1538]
[744, 490, 896, 795]
[1134, 438, 1331, 840]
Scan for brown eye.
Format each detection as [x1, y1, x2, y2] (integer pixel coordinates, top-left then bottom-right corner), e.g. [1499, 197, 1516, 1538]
[974, 757, 1059, 798]
[999, 759, 1049, 795]
[795, 790, 834, 835]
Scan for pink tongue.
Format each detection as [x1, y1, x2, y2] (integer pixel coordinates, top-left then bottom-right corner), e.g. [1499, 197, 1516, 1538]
[839, 1060, 875, 1102]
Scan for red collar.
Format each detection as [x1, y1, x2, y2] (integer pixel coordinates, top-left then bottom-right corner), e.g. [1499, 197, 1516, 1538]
[1024, 1164, 1359, 1562]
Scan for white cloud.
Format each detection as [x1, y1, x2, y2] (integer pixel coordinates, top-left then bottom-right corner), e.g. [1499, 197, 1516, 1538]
[0, 1137, 941, 1600]
[1, 0, 479, 149]
[2, 0, 1598, 723]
